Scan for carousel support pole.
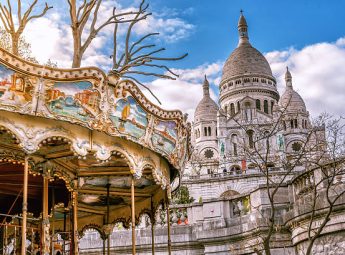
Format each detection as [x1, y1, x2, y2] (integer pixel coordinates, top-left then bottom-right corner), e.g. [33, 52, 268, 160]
[4, 224, 7, 255]
[72, 191, 79, 255]
[42, 177, 50, 255]
[21, 156, 29, 255]
[150, 196, 155, 255]
[63, 211, 66, 255]
[106, 183, 111, 255]
[14, 226, 17, 255]
[166, 190, 172, 255]
[131, 177, 136, 255]
[102, 239, 106, 255]
[31, 228, 34, 255]
[69, 195, 73, 255]
[51, 187, 55, 255]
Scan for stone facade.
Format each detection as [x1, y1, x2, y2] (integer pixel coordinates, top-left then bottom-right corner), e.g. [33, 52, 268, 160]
[78, 13, 345, 255]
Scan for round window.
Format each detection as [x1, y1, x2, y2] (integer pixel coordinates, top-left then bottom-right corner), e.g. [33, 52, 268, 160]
[204, 149, 214, 159]
[292, 142, 302, 152]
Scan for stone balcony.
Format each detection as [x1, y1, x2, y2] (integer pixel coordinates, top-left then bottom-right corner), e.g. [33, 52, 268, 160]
[79, 188, 293, 254]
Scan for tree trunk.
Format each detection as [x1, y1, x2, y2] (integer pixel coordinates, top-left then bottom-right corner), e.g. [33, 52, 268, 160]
[305, 239, 315, 255]
[11, 33, 19, 56]
[263, 239, 271, 255]
[72, 29, 82, 68]
[72, 50, 82, 68]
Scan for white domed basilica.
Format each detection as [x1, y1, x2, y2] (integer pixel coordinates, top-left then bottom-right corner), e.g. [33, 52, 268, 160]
[189, 12, 312, 177]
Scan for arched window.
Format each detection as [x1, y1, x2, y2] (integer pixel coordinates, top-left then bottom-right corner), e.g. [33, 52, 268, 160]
[230, 103, 235, 116]
[264, 100, 268, 114]
[231, 134, 238, 156]
[283, 121, 286, 131]
[271, 101, 274, 114]
[230, 165, 241, 173]
[294, 119, 298, 128]
[237, 101, 241, 113]
[245, 102, 252, 121]
[204, 127, 207, 136]
[208, 127, 211, 136]
[224, 105, 228, 114]
[247, 130, 254, 149]
[290, 120, 294, 128]
[256, 99, 261, 110]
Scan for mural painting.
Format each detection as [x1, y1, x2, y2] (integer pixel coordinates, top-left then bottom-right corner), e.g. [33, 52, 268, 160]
[109, 95, 148, 139]
[46, 81, 100, 123]
[0, 64, 33, 107]
[78, 176, 154, 207]
[152, 120, 177, 154]
[109, 91, 178, 155]
[79, 176, 154, 189]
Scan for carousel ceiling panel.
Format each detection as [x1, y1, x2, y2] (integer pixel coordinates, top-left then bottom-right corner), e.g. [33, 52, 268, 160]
[79, 194, 124, 207]
[0, 163, 69, 219]
[79, 176, 154, 189]
[0, 48, 189, 171]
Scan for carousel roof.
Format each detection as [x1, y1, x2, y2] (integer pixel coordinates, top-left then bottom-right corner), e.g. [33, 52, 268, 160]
[0, 47, 189, 234]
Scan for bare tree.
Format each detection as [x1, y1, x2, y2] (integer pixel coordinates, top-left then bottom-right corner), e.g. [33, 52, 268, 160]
[110, 0, 188, 104]
[67, 0, 141, 68]
[0, 0, 52, 56]
[298, 115, 345, 255]
[0, 27, 37, 62]
[231, 99, 332, 255]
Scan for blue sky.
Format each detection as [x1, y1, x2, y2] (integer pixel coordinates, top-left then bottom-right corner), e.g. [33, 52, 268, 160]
[4, 0, 345, 119]
[142, 0, 345, 68]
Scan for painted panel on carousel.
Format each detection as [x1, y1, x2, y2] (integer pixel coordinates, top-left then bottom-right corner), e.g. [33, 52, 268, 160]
[79, 194, 124, 207]
[110, 95, 148, 139]
[79, 176, 154, 189]
[0, 63, 34, 109]
[45, 81, 100, 123]
[152, 120, 177, 154]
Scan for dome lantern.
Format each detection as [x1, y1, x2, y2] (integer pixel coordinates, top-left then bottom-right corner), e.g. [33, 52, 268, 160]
[238, 10, 249, 45]
[203, 75, 210, 97]
[285, 66, 293, 88]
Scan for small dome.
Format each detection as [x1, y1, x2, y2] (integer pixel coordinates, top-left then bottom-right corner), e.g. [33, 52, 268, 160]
[280, 89, 306, 112]
[279, 68, 307, 112]
[194, 76, 218, 122]
[221, 43, 273, 82]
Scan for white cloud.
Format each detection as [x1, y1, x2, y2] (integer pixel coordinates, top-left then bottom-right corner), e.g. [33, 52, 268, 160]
[143, 37, 345, 122]
[265, 38, 345, 117]
[142, 62, 222, 120]
[22, 1, 194, 69]
[133, 16, 195, 43]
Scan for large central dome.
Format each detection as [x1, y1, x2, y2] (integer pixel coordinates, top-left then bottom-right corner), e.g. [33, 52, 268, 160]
[218, 12, 279, 110]
[221, 42, 273, 82]
[221, 13, 274, 83]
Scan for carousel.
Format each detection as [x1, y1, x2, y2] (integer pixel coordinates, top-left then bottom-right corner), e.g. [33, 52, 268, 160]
[0, 46, 189, 254]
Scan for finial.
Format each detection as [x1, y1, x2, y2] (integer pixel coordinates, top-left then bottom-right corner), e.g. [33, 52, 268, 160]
[237, 10, 249, 45]
[285, 66, 293, 88]
[203, 75, 210, 97]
